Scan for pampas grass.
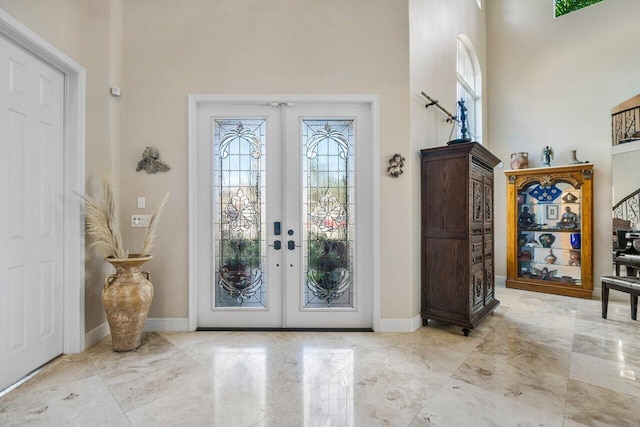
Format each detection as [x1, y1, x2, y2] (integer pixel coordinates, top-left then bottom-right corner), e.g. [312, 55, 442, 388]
[79, 174, 169, 259]
[78, 175, 127, 259]
[140, 192, 170, 256]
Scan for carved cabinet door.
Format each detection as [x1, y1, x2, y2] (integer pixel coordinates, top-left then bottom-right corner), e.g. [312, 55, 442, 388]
[471, 163, 496, 311]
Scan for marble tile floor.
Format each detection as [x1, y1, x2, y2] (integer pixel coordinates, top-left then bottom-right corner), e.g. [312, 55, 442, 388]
[2, 285, 640, 426]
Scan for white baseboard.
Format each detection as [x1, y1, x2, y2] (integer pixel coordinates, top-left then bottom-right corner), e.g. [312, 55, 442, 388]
[84, 322, 109, 350]
[143, 317, 190, 332]
[376, 314, 422, 332]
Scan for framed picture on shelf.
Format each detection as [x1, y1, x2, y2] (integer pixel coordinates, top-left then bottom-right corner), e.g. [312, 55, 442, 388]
[546, 204, 559, 220]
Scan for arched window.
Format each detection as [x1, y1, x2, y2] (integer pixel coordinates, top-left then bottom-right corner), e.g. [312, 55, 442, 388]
[457, 36, 481, 143]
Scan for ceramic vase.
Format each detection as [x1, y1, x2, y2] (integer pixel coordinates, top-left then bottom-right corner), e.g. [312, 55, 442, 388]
[510, 152, 529, 169]
[545, 249, 557, 264]
[570, 233, 581, 249]
[102, 255, 154, 352]
[539, 233, 556, 248]
[566, 150, 583, 165]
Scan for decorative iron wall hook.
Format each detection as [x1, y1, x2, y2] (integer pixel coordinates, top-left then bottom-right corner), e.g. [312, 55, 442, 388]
[421, 91, 458, 123]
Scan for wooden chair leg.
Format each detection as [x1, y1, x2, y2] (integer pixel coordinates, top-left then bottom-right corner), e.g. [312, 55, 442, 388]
[632, 294, 638, 321]
[602, 282, 610, 319]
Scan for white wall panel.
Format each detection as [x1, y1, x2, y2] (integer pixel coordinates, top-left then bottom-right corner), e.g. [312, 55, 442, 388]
[8, 58, 26, 98]
[8, 109, 26, 240]
[8, 265, 26, 353]
[38, 75, 53, 111]
[38, 261, 53, 338]
[39, 121, 53, 238]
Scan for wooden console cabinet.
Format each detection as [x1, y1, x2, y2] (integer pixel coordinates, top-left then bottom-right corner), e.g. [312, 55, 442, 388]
[420, 142, 500, 336]
[505, 164, 593, 298]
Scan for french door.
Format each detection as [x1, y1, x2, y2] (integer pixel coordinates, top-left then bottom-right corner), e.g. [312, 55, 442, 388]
[195, 100, 373, 328]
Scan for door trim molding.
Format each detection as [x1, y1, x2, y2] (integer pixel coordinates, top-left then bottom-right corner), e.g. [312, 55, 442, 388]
[188, 94, 380, 331]
[0, 10, 86, 352]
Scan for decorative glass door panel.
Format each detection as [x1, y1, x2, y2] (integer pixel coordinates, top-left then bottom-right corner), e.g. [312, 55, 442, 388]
[213, 119, 267, 308]
[302, 120, 355, 309]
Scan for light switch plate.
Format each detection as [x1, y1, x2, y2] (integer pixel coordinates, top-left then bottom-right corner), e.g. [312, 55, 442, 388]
[137, 197, 146, 209]
[131, 214, 151, 227]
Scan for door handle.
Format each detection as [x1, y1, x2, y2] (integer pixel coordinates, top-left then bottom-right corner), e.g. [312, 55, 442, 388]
[288, 240, 300, 250]
[269, 240, 281, 250]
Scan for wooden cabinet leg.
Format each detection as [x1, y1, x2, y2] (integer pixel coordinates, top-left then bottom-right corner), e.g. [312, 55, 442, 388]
[631, 294, 638, 321]
[422, 318, 429, 326]
[462, 328, 470, 337]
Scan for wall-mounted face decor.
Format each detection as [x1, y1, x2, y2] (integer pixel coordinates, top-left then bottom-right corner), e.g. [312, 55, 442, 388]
[136, 146, 171, 174]
[386, 154, 405, 178]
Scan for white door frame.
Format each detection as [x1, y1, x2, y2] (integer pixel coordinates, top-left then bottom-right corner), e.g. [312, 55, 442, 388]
[0, 10, 86, 353]
[188, 94, 380, 331]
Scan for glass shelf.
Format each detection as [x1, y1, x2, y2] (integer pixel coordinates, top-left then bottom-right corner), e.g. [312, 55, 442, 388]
[518, 228, 581, 233]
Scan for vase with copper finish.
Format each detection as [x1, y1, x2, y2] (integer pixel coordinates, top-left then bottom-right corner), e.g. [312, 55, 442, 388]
[509, 152, 529, 169]
[102, 255, 154, 352]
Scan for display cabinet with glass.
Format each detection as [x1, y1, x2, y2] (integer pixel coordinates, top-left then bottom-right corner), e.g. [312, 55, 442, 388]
[505, 164, 593, 298]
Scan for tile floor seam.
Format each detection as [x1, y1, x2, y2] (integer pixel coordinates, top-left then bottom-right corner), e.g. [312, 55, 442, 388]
[409, 372, 457, 426]
[561, 306, 579, 424]
[90, 355, 134, 427]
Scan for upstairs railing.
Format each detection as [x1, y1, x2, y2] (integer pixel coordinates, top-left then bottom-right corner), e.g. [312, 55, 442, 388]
[612, 104, 640, 146]
[614, 188, 640, 229]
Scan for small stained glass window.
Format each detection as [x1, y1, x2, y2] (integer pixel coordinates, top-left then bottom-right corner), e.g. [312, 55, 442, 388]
[555, 0, 605, 17]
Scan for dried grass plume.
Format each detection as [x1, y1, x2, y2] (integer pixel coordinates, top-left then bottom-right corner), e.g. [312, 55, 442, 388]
[78, 175, 170, 259]
[140, 192, 170, 256]
[78, 175, 127, 259]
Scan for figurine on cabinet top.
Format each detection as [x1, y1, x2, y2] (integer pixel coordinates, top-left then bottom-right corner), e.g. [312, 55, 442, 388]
[557, 206, 579, 229]
[541, 146, 554, 167]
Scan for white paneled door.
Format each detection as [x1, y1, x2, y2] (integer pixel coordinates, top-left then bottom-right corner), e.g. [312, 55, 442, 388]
[0, 36, 64, 390]
[195, 101, 373, 329]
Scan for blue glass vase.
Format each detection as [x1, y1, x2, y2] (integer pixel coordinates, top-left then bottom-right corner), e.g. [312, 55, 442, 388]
[570, 233, 581, 249]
